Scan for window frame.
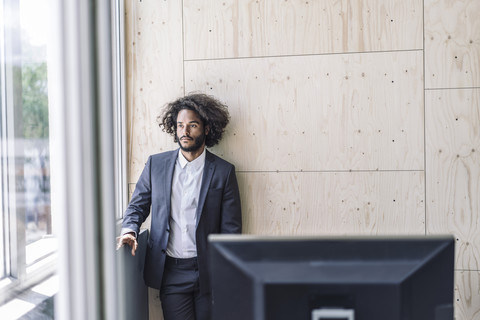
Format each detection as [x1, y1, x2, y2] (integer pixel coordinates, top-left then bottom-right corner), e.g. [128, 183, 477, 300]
[112, 0, 128, 221]
[0, 0, 127, 306]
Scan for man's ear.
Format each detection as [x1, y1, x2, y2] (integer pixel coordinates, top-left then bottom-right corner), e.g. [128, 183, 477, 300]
[205, 125, 210, 135]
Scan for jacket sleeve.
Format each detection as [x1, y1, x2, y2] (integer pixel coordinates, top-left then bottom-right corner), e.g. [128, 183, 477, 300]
[220, 165, 242, 234]
[121, 156, 152, 236]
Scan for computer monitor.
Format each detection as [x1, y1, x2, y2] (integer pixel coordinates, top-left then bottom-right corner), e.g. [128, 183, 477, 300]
[208, 235, 454, 320]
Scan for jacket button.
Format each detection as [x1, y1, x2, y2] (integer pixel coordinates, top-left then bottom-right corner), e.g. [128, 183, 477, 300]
[166, 229, 170, 232]
[161, 249, 166, 254]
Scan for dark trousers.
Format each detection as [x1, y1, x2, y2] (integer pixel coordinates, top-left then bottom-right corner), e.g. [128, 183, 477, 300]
[160, 256, 212, 320]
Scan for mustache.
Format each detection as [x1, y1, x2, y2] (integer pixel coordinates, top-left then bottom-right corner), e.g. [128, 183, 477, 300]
[179, 136, 193, 140]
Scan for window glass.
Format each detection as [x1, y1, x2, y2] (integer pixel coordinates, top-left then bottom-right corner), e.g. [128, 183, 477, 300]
[19, 0, 52, 248]
[1, 0, 55, 290]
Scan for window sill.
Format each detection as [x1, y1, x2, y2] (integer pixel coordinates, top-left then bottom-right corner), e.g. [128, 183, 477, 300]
[0, 237, 58, 306]
[0, 275, 58, 319]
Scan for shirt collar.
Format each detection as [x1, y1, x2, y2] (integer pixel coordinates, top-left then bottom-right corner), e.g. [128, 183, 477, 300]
[177, 148, 206, 169]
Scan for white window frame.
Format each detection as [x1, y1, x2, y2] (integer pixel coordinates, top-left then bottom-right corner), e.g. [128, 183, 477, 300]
[112, 0, 128, 221]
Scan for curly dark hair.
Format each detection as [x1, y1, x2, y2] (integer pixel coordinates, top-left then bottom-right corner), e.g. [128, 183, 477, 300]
[158, 93, 230, 148]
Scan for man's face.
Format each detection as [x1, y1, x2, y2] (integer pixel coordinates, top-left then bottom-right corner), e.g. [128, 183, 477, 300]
[176, 109, 208, 153]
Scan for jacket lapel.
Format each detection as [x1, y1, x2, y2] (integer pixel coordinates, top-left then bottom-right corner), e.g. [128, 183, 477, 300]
[196, 150, 216, 227]
[164, 150, 177, 217]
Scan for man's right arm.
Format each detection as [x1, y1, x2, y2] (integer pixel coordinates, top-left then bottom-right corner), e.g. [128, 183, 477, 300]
[118, 156, 153, 255]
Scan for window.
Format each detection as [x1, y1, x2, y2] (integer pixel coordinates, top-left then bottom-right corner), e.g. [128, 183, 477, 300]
[0, 0, 56, 303]
[0, 0, 127, 314]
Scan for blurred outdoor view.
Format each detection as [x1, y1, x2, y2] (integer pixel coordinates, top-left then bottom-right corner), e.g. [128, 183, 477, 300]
[1, 0, 55, 285]
[20, 0, 51, 246]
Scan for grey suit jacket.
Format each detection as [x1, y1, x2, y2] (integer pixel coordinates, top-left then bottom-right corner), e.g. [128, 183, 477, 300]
[122, 149, 242, 293]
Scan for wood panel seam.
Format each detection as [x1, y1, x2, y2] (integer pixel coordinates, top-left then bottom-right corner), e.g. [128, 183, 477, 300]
[183, 49, 424, 63]
[425, 87, 480, 91]
[422, 0, 427, 237]
[236, 170, 425, 174]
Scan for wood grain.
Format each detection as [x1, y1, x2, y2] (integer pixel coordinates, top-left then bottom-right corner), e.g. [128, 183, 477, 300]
[238, 171, 425, 236]
[455, 271, 480, 320]
[183, 0, 423, 60]
[426, 89, 480, 270]
[425, 0, 480, 88]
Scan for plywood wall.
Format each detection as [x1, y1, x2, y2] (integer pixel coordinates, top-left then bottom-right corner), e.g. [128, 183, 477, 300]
[424, 0, 480, 318]
[125, 0, 480, 319]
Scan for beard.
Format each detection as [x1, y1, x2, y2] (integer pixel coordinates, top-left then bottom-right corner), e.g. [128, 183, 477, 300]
[176, 131, 206, 152]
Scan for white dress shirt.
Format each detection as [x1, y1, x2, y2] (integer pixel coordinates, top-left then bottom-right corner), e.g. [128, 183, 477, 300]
[166, 149, 205, 258]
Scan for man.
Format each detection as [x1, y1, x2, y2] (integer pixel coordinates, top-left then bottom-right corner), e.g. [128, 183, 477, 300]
[117, 93, 242, 320]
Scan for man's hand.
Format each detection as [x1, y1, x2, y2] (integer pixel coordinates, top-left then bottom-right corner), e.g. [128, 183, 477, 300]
[116, 232, 138, 256]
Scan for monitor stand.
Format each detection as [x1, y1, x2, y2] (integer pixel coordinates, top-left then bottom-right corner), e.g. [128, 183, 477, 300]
[312, 308, 355, 320]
